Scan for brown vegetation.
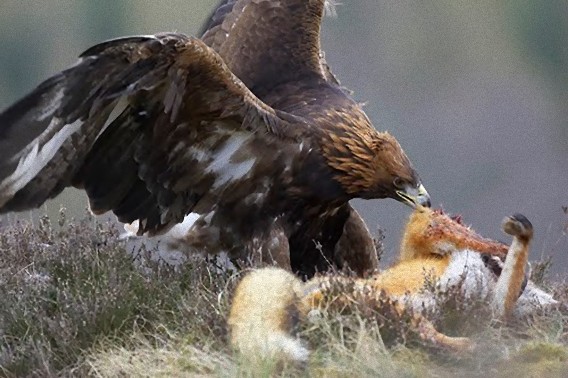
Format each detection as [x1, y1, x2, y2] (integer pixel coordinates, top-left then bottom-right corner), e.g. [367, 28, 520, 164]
[0, 211, 567, 376]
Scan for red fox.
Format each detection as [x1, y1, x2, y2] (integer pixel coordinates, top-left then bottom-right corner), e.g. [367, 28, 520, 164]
[228, 207, 557, 362]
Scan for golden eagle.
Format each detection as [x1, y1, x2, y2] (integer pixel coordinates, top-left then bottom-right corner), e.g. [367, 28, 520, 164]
[0, 0, 430, 277]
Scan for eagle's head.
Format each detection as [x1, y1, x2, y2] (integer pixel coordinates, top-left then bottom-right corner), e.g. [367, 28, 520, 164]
[322, 113, 430, 208]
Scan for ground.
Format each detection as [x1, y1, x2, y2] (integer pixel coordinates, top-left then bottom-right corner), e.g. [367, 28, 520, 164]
[0, 211, 567, 377]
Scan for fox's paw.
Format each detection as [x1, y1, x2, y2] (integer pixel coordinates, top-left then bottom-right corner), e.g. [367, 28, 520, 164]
[502, 214, 533, 239]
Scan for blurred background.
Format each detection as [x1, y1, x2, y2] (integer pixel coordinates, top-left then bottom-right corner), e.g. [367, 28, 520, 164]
[0, 1, 566, 272]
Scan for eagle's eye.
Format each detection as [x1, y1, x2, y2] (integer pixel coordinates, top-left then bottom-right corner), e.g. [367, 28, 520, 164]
[393, 177, 405, 189]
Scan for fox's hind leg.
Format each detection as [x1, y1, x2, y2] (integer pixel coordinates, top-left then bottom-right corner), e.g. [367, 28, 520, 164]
[492, 214, 533, 318]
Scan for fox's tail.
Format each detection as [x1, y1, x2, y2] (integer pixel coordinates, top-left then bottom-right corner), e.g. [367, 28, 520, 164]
[228, 267, 310, 362]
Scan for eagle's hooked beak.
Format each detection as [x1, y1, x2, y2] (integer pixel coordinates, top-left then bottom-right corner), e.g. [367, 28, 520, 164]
[396, 184, 431, 208]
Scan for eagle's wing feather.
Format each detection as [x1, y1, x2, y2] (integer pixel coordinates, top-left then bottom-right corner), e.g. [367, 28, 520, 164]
[198, 0, 235, 38]
[0, 33, 306, 233]
[200, 0, 339, 90]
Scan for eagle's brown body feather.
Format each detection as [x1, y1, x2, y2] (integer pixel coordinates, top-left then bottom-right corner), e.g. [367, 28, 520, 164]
[0, 0, 428, 277]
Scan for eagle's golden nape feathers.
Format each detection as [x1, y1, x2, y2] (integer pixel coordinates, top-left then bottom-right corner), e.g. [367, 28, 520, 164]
[320, 109, 429, 207]
[0, 0, 426, 277]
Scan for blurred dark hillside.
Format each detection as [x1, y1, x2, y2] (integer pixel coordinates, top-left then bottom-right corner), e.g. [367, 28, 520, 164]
[1, 1, 566, 271]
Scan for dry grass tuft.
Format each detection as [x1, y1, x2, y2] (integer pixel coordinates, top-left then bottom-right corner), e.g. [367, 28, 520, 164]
[0, 211, 235, 376]
[88, 333, 235, 377]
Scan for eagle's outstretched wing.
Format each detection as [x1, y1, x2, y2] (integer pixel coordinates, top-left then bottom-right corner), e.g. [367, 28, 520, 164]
[0, 33, 307, 234]
[200, 0, 340, 92]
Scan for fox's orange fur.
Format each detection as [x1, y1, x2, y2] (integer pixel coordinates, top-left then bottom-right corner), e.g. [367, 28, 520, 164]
[399, 208, 508, 262]
[228, 207, 557, 362]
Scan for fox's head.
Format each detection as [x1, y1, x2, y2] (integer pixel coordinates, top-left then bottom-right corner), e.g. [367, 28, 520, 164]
[399, 206, 508, 262]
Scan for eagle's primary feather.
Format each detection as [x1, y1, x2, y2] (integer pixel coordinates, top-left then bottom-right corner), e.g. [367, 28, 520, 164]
[0, 0, 430, 277]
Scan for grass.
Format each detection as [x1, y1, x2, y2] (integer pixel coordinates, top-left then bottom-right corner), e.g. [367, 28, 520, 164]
[0, 211, 567, 377]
